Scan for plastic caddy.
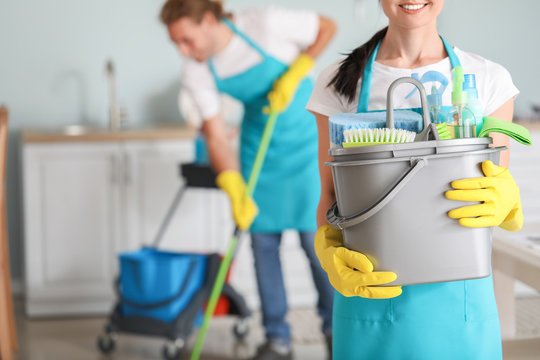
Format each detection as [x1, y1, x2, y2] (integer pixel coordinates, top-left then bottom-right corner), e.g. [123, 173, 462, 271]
[326, 78, 503, 286]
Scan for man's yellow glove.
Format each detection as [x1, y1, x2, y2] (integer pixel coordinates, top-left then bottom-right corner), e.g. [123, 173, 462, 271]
[266, 54, 314, 113]
[445, 160, 523, 231]
[315, 225, 402, 299]
[216, 170, 258, 231]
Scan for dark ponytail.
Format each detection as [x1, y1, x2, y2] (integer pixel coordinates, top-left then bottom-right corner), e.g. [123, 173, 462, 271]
[328, 27, 388, 104]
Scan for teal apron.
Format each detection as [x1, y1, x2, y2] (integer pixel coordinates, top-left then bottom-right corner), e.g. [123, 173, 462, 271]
[208, 19, 319, 233]
[333, 38, 502, 360]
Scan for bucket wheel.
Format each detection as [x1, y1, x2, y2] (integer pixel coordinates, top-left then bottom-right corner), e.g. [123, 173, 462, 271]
[162, 338, 185, 360]
[232, 317, 250, 341]
[97, 331, 116, 354]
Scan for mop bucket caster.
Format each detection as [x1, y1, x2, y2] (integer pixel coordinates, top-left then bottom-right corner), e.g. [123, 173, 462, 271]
[233, 316, 251, 341]
[162, 338, 185, 360]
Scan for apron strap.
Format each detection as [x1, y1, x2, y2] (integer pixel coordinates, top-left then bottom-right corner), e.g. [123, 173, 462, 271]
[357, 41, 380, 113]
[208, 17, 270, 80]
[356, 36, 461, 113]
[221, 18, 268, 58]
[441, 36, 461, 68]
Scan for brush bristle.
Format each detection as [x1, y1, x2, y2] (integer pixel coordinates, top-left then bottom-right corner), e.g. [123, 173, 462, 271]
[343, 128, 416, 145]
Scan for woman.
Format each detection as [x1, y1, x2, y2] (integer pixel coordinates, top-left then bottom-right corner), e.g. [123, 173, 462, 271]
[306, 1, 523, 359]
[160, 1, 337, 358]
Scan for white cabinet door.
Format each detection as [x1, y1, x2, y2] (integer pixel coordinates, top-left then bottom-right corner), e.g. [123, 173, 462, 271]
[122, 140, 237, 254]
[23, 143, 122, 316]
[123, 140, 202, 251]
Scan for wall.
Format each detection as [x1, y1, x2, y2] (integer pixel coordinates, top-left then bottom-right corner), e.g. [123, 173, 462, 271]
[438, 0, 540, 117]
[0, 0, 538, 285]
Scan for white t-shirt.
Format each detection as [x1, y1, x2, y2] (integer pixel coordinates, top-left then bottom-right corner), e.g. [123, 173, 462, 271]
[181, 6, 319, 120]
[306, 47, 519, 117]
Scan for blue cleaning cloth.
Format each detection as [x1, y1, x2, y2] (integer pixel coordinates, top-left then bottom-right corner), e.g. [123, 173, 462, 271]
[329, 110, 423, 146]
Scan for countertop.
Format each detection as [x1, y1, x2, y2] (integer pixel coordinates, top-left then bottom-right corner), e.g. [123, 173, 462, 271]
[22, 124, 197, 143]
[20, 120, 538, 144]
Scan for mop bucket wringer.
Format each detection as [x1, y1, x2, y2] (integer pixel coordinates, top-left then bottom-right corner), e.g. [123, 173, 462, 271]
[326, 77, 503, 286]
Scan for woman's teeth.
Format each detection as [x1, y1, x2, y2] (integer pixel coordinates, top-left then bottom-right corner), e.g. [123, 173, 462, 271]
[400, 4, 427, 10]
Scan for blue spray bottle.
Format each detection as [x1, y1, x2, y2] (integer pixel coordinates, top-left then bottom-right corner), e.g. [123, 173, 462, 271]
[463, 74, 484, 134]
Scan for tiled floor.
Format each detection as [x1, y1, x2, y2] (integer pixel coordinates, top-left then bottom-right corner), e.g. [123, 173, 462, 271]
[13, 298, 326, 360]
[11, 297, 540, 360]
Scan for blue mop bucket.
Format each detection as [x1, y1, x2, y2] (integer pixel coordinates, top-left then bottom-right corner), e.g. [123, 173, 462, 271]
[118, 248, 207, 323]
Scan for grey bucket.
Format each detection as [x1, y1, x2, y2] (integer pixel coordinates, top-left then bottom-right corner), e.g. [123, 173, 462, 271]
[326, 77, 504, 286]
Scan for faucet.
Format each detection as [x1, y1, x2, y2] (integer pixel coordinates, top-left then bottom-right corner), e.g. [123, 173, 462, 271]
[105, 59, 128, 130]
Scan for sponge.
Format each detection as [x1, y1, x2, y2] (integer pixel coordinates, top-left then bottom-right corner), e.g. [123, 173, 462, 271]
[329, 110, 423, 147]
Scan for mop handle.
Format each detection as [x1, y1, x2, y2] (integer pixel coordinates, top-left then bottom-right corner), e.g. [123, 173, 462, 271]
[190, 110, 279, 360]
[245, 112, 279, 197]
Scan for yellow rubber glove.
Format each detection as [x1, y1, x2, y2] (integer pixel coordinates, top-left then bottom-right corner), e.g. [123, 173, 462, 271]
[315, 225, 402, 299]
[216, 170, 258, 231]
[266, 54, 314, 113]
[446, 160, 523, 231]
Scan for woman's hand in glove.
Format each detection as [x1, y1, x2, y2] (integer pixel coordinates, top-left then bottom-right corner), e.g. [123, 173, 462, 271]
[446, 160, 523, 231]
[315, 225, 402, 299]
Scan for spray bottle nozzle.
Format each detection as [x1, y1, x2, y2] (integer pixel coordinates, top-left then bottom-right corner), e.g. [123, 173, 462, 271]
[427, 85, 441, 107]
[427, 85, 443, 124]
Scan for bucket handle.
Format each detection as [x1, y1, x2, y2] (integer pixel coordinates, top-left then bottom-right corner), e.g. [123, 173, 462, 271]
[386, 77, 438, 141]
[327, 158, 427, 230]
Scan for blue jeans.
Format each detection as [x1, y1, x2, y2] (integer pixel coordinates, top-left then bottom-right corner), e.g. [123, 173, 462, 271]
[250, 232, 334, 346]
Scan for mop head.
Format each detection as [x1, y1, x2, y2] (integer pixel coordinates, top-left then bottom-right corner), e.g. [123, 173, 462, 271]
[329, 110, 423, 147]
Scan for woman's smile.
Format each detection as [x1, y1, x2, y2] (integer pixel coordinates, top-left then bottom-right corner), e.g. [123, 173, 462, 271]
[399, 2, 430, 14]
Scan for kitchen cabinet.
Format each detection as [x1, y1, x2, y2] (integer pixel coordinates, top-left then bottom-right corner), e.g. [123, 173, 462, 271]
[23, 142, 123, 316]
[22, 137, 195, 316]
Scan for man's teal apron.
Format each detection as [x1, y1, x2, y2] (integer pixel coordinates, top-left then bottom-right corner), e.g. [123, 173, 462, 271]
[333, 38, 502, 360]
[207, 19, 319, 233]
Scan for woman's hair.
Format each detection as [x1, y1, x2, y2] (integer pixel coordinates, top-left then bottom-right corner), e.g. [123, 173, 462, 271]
[328, 27, 388, 104]
[160, 0, 224, 25]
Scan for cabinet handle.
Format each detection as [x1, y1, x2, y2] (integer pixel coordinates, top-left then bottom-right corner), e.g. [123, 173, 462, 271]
[124, 153, 132, 185]
[111, 155, 120, 185]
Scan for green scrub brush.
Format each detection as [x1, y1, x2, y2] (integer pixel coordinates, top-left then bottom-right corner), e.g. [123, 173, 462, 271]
[343, 127, 416, 147]
[435, 123, 452, 140]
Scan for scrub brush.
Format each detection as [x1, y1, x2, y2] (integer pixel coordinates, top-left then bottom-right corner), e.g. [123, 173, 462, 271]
[435, 123, 452, 140]
[329, 110, 422, 148]
[343, 127, 416, 147]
